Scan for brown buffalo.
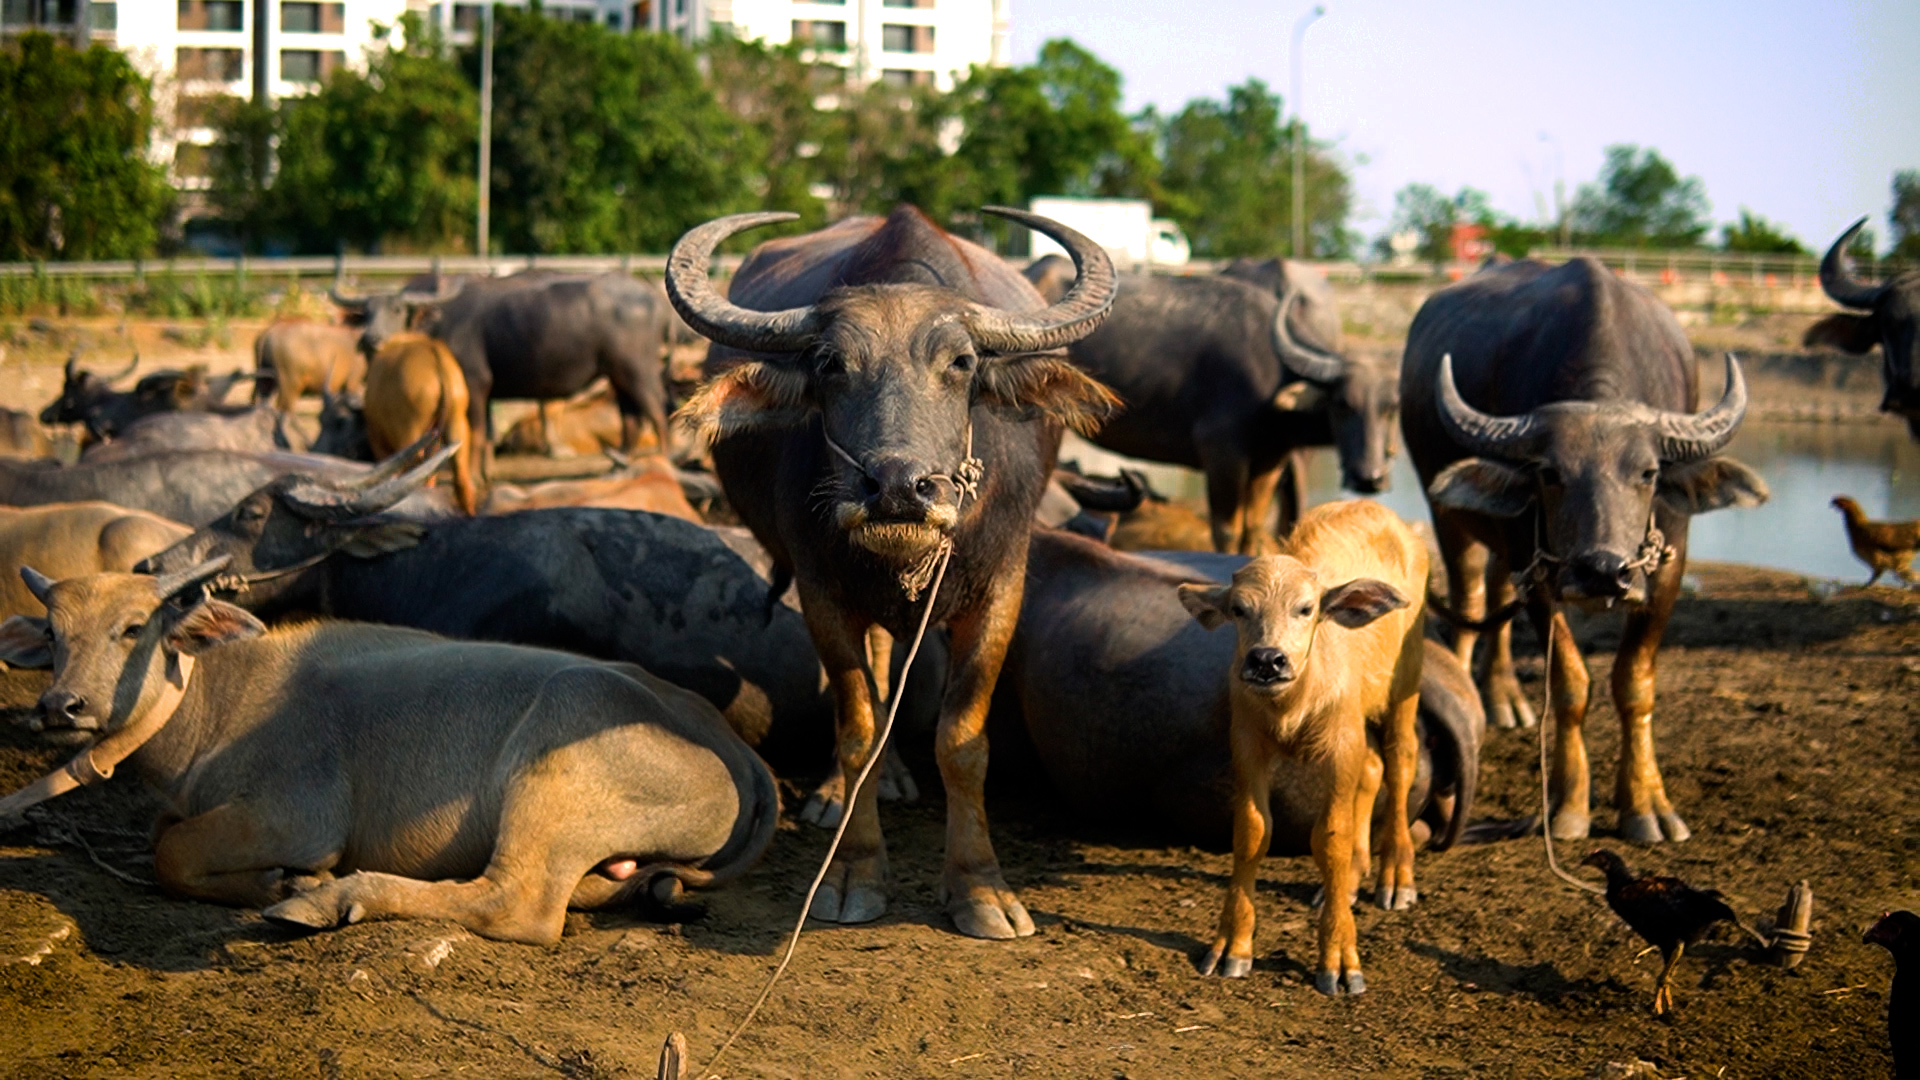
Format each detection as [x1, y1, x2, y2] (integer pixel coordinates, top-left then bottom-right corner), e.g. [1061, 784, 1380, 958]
[482, 451, 702, 521]
[0, 502, 189, 622]
[252, 320, 366, 412]
[363, 333, 480, 515]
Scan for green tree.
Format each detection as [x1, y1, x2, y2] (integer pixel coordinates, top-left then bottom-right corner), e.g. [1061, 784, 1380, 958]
[1720, 208, 1804, 254]
[482, 9, 753, 254]
[1570, 144, 1710, 248]
[821, 79, 968, 222]
[703, 35, 838, 232]
[1154, 79, 1350, 258]
[1892, 170, 1920, 259]
[0, 33, 172, 260]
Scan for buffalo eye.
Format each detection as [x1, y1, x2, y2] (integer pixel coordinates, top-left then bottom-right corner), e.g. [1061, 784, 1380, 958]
[951, 353, 976, 374]
[122, 622, 144, 640]
[1294, 603, 1314, 618]
[1228, 599, 1251, 619]
[1639, 466, 1658, 484]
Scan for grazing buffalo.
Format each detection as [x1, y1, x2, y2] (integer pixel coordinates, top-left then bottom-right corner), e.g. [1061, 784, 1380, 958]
[998, 527, 1480, 854]
[0, 445, 456, 527]
[362, 332, 480, 515]
[667, 205, 1117, 938]
[1402, 257, 1766, 844]
[79, 406, 298, 462]
[1803, 218, 1920, 438]
[41, 356, 253, 443]
[0, 561, 779, 945]
[1034, 266, 1394, 553]
[339, 270, 674, 461]
[0, 502, 189, 621]
[252, 320, 365, 412]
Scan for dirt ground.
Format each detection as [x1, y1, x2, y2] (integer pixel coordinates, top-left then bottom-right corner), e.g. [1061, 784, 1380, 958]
[0, 314, 1915, 1078]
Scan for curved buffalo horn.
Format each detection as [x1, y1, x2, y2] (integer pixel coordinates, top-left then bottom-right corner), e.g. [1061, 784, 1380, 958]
[62, 350, 79, 383]
[105, 351, 140, 385]
[1269, 282, 1346, 384]
[355, 430, 442, 487]
[961, 207, 1117, 354]
[20, 566, 55, 604]
[1647, 353, 1749, 463]
[1818, 217, 1886, 310]
[663, 212, 815, 354]
[152, 555, 232, 601]
[1435, 353, 1546, 459]
[400, 276, 463, 306]
[328, 284, 370, 311]
[282, 444, 460, 521]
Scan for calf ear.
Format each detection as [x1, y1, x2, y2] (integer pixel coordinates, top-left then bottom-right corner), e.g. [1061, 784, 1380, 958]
[1320, 578, 1408, 629]
[1658, 456, 1770, 514]
[673, 361, 810, 443]
[978, 355, 1121, 435]
[0, 616, 53, 669]
[1176, 583, 1232, 630]
[165, 600, 267, 655]
[1428, 458, 1533, 517]
[1802, 313, 1879, 354]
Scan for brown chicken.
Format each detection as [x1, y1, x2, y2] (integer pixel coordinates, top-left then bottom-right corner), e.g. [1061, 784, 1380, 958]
[1833, 495, 1920, 587]
[1583, 850, 1764, 1015]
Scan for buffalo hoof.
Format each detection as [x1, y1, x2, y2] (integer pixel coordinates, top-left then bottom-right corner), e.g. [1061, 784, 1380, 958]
[798, 785, 845, 830]
[1549, 809, 1591, 842]
[264, 887, 366, 930]
[809, 856, 888, 925]
[1619, 810, 1690, 844]
[943, 875, 1034, 940]
[1314, 968, 1366, 997]
[1199, 945, 1251, 978]
[877, 747, 920, 804]
[1374, 883, 1418, 911]
[1484, 670, 1537, 730]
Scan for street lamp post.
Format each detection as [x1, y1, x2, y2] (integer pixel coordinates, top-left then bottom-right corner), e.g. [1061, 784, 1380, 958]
[477, 1, 495, 262]
[1290, 5, 1325, 260]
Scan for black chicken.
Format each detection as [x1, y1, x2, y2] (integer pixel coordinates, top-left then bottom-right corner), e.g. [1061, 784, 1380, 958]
[1865, 910, 1919, 1079]
[1583, 849, 1763, 1014]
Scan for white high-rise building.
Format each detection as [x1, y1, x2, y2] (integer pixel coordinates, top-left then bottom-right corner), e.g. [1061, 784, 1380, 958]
[650, 0, 1009, 91]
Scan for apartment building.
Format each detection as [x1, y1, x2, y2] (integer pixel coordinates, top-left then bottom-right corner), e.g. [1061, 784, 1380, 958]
[652, 0, 1009, 91]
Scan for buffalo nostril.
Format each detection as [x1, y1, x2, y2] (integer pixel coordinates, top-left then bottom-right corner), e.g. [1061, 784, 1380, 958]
[1616, 565, 1636, 588]
[914, 477, 940, 502]
[859, 474, 882, 499]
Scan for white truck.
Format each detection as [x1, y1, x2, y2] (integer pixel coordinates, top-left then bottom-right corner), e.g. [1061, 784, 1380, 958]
[1026, 196, 1190, 269]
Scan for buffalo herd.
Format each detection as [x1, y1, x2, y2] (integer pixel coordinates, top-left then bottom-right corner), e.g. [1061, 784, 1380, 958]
[1, 209, 1910, 1007]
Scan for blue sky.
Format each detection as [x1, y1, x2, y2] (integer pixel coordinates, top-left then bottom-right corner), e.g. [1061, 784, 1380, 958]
[1010, 0, 1920, 253]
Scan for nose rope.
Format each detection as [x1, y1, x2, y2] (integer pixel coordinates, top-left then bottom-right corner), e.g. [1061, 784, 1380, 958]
[1513, 500, 1674, 595]
[0, 654, 197, 822]
[820, 422, 986, 601]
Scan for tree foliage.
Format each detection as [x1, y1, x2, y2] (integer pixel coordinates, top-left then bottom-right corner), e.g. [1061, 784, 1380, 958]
[0, 33, 172, 260]
[1570, 144, 1710, 248]
[1893, 170, 1920, 260]
[1720, 208, 1803, 254]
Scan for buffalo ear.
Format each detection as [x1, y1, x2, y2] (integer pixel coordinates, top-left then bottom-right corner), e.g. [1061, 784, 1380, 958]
[1428, 458, 1533, 517]
[1271, 380, 1328, 412]
[1320, 578, 1408, 629]
[0, 616, 53, 669]
[1658, 456, 1769, 514]
[977, 354, 1121, 435]
[165, 600, 266, 655]
[1176, 583, 1232, 630]
[1802, 313, 1879, 354]
[673, 361, 810, 443]
[337, 521, 427, 558]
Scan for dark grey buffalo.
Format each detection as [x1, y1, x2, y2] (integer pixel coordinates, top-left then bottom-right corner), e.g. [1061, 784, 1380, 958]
[1804, 217, 1920, 438]
[40, 354, 254, 443]
[1025, 259, 1395, 554]
[0, 445, 455, 527]
[1402, 257, 1766, 845]
[667, 205, 1117, 939]
[80, 406, 300, 462]
[336, 269, 674, 461]
[995, 528, 1482, 851]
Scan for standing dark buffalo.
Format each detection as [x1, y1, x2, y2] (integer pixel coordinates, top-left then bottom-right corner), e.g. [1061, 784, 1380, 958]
[1026, 258, 1394, 553]
[335, 270, 673, 463]
[1402, 257, 1766, 844]
[1803, 217, 1920, 438]
[666, 205, 1117, 939]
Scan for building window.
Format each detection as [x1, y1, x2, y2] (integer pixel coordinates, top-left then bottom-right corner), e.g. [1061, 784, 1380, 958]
[452, 3, 480, 33]
[173, 142, 213, 180]
[91, 1, 117, 30]
[280, 48, 344, 83]
[631, 1, 649, 29]
[881, 23, 932, 53]
[880, 68, 931, 88]
[178, 0, 245, 31]
[882, 0, 932, 7]
[673, 0, 683, 16]
[791, 19, 846, 50]
[176, 46, 245, 81]
[175, 94, 228, 128]
[282, 2, 344, 33]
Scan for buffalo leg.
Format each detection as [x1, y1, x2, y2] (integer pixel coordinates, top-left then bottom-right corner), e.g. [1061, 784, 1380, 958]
[1612, 553, 1688, 844]
[1237, 457, 1290, 555]
[1199, 442, 1251, 554]
[1311, 734, 1366, 996]
[937, 561, 1033, 940]
[154, 802, 340, 909]
[1202, 721, 1276, 978]
[866, 626, 919, 804]
[1434, 510, 1488, 671]
[606, 352, 672, 459]
[793, 582, 890, 923]
[1373, 652, 1423, 910]
[1532, 602, 1594, 840]
[1481, 550, 1537, 729]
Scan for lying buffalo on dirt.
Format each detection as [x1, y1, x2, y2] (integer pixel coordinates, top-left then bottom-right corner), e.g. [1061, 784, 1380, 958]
[79, 406, 300, 462]
[0, 502, 190, 622]
[0, 559, 778, 945]
[41, 355, 254, 443]
[1052, 467, 1215, 551]
[1803, 217, 1920, 438]
[482, 451, 706, 521]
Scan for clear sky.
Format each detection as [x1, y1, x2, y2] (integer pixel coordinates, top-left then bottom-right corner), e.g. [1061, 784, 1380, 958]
[1010, 0, 1920, 254]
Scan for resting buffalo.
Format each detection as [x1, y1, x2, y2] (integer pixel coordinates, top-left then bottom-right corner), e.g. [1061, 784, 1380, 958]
[1402, 257, 1766, 844]
[1031, 262, 1394, 554]
[338, 270, 673, 462]
[0, 561, 778, 945]
[1803, 218, 1920, 438]
[996, 528, 1481, 853]
[0, 502, 189, 621]
[0, 408, 53, 459]
[41, 355, 253, 443]
[667, 204, 1117, 939]
[79, 406, 298, 462]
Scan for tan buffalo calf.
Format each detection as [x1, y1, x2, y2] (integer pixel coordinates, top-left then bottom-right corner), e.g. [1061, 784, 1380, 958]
[254, 320, 366, 413]
[1178, 499, 1426, 995]
[364, 332, 480, 514]
[0, 503, 190, 622]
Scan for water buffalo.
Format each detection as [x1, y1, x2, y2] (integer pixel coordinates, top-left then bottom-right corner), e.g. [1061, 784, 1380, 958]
[482, 451, 704, 521]
[1052, 467, 1215, 551]
[1402, 257, 1767, 844]
[496, 382, 625, 458]
[0, 560, 779, 945]
[0, 502, 189, 621]
[252, 320, 365, 412]
[362, 332, 480, 515]
[0, 444, 456, 527]
[339, 270, 674, 462]
[41, 355, 254, 443]
[1803, 218, 1920, 438]
[1033, 265, 1394, 554]
[79, 406, 299, 462]
[667, 204, 1117, 939]
[0, 408, 53, 459]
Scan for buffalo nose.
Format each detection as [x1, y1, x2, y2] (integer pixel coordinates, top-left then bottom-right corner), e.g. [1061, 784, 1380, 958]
[1568, 551, 1635, 598]
[1241, 647, 1293, 685]
[1345, 471, 1388, 495]
[862, 456, 947, 518]
[38, 689, 88, 727]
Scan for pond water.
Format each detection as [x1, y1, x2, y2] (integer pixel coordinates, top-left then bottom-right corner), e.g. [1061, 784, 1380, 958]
[1058, 420, 1920, 583]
